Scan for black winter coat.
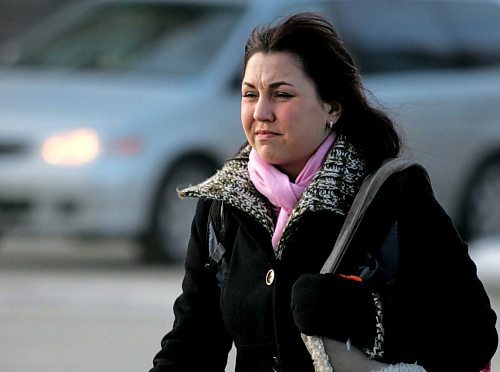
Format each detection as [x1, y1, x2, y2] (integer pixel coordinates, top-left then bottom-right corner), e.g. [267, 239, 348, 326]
[150, 138, 497, 372]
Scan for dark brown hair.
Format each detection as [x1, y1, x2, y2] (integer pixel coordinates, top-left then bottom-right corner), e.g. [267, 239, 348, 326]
[243, 12, 401, 169]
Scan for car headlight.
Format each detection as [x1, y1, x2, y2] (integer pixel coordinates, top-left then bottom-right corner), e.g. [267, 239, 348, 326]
[41, 128, 100, 166]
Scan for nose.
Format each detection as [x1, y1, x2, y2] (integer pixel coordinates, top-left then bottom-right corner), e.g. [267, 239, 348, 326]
[253, 97, 275, 122]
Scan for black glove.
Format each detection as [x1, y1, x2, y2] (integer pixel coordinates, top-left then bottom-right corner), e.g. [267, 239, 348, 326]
[291, 273, 377, 348]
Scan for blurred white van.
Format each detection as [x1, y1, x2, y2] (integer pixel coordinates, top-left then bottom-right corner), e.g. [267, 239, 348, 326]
[1, 0, 500, 262]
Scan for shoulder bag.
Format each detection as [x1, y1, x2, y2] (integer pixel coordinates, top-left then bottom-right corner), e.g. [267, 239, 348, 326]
[301, 158, 427, 372]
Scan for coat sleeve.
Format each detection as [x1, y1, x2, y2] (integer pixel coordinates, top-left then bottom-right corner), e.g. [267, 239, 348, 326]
[382, 165, 498, 371]
[149, 199, 233, 372]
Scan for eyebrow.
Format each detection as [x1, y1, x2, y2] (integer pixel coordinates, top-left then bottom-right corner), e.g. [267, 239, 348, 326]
[242, 81, 294, 89]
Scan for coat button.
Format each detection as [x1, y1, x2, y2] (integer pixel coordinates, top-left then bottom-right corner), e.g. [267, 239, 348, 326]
[265, 269, 275, 285]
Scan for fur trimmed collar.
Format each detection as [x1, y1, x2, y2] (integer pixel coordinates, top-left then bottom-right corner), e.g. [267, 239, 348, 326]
[179, 136, 367, 258]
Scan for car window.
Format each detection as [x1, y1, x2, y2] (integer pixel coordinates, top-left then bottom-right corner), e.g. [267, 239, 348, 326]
[322, 0, 500, 74]
[5, 3, 243, 77]
[324, 1, 452, 74]
[440, 2, 500, 68]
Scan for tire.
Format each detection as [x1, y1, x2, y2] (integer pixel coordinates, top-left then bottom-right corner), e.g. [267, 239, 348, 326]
[461, 155, 500, 241]
[142, 156, 217, 264]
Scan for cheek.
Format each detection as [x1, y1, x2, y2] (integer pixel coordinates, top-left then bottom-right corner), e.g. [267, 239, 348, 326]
[283, 105, 327, 146]
[281, 106, 310, 134]
[241, 104, 254, 134]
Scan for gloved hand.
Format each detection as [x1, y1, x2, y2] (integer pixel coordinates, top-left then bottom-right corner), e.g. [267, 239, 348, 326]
[291, 273, 377, 348]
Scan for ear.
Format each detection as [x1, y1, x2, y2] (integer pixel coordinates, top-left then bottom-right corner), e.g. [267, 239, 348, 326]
[327, 101, 342, 123]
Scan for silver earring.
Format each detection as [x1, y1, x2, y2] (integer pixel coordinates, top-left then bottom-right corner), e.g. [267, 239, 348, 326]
[326, 120, 334, 131]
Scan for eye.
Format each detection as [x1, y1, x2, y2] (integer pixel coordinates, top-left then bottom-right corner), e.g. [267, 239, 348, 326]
[242, 91, 258, 99]
[274, 91, 293, 99]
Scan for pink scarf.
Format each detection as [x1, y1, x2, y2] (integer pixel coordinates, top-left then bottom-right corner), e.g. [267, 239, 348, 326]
[248, 133, 336, 250]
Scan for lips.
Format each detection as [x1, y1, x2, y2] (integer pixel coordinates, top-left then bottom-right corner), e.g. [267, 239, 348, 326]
[255, 130, 280, 139]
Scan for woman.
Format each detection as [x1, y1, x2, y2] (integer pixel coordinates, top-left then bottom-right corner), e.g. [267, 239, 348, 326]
[150, 13, 497, 372]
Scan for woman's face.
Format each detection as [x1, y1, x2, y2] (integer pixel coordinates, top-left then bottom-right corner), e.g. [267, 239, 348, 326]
[241, 51, 341, 179]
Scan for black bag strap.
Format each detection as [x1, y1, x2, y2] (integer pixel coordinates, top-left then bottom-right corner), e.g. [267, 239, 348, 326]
[321, 158, 416, 275]
[206, 200, 230, 287]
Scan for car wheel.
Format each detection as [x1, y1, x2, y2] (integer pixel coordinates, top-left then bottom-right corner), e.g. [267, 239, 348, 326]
[461, 155, 500, 241]
[142, 156, 217, 264]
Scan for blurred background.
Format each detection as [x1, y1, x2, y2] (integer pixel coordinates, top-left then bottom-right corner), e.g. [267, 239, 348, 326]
[0, 0, 499, 370]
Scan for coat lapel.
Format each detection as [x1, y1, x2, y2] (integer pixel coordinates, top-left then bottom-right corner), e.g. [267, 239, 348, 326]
[179, 136, 367, 259]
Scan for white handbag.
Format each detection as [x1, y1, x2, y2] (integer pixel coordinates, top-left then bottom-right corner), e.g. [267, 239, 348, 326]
[301, 158, 426, 372]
